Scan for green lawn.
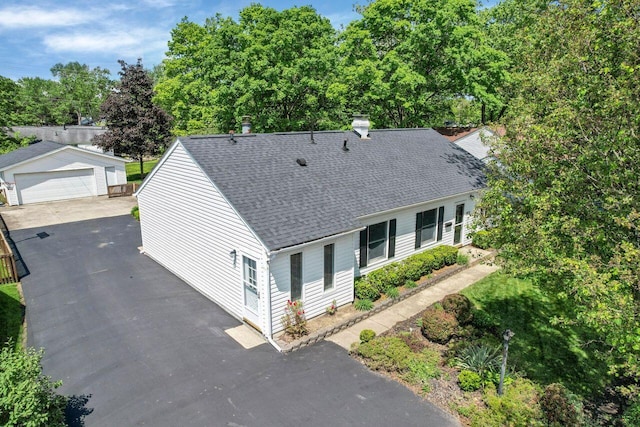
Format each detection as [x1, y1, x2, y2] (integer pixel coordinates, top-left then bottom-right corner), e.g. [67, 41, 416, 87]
[126, 159, 159, 184]
[0, 283, 24, 349]
[461, 272, 610, 397]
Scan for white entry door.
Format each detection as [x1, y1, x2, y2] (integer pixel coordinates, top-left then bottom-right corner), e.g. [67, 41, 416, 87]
[242, 256, 260, 330]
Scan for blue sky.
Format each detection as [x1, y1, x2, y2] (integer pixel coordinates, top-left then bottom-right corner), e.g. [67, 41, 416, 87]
[0, 0, 362, 81]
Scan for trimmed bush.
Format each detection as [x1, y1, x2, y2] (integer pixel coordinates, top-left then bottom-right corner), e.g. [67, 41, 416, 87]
[356, 336, 413, 372]
[421, 305, 458, 344]
[354, 299, 374, 311]
[131, 205, 140, 220]
[458, 369, 482, 392]
[355, 278, 380, 301]
[354, 245, 459, 304]
[442, 293, 474, 324]
[540, 383, 581, 427]
[472, 230, 491, 249]
[359, 329, 376, 343]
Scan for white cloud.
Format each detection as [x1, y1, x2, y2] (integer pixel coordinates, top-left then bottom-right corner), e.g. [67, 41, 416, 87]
[0, 6, 95, 29]
[43, 27, 169, 58]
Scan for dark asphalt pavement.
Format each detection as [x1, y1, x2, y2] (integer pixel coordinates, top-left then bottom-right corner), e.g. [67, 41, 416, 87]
[13, 215, 459, 426]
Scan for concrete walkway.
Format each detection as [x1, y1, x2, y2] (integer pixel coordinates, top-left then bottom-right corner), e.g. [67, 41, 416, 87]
[327, 260, 499, 350]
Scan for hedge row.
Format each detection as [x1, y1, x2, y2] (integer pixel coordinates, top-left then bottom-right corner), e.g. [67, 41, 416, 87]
[355, 245, 458, 301]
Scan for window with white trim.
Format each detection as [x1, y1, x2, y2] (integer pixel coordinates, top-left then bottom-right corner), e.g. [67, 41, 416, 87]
[323, 244, 335, 291]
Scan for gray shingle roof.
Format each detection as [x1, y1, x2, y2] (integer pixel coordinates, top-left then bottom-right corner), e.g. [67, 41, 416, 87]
[179, 128, 486, 251]
[0, 141, 65, 171]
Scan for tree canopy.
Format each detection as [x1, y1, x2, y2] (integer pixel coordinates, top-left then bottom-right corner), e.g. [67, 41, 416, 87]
[50, 62, 112, 125]
[94, 59, 173, 177]
[155, 1, 510, 134]
[478, 0, 640, 380]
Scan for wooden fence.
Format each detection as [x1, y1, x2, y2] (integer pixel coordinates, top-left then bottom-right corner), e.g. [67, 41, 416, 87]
[0, 230, 18, 284]
[107, 183, 138, 198]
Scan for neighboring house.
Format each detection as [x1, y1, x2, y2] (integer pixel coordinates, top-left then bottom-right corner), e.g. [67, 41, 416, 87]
[0, 141, 128, 205]
[436, 126, 500, 163]
[135, 120, 486, 345]
[11, 126, 112, 154]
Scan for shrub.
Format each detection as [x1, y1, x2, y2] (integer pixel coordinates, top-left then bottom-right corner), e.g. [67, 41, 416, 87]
[454, 345, 501, 378]
[405, 280, 417, 289]
[472, 230, 491, 250]
[442, 293, 474, 324]
[421, 305, 458, 344]
[0, 343, 67, 427]
[354, 299, 374, 311]
[623, 400, 640, 426]
[402, 259, 424, 282]
[458, 370, 482, 392]
[280, 300, 308, 338]
[359, 329, 376, 343]
[356, 336, 413, 372]
[131, 205, 140, 220]
[473, 378, 543, 426]
[354, 278, 380, 301]
[540, 383, 581, 427]
[385, 286, 400, 299]
[457, 253, 469, 265]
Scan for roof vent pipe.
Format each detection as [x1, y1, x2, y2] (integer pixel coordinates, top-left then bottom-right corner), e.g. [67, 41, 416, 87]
[352, 114, 370, 139]
[241, 116, 251, 134]
[229, 130, 236, 144]
[342, 139, 349, 151]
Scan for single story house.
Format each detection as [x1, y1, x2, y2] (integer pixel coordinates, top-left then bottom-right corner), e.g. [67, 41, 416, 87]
[135, 120, 486, 346]
[0, 141, 128, 205]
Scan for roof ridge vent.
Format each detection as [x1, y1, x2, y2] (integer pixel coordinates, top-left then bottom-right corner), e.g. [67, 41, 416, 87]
[352, 114, 370, 139]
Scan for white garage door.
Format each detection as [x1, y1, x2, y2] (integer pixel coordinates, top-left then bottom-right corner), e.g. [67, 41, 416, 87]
[16, 169, 96, 204]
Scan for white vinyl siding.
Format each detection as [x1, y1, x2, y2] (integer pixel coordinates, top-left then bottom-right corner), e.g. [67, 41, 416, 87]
[355, 193, 477, 277]
[2, 147, 126, 205]
[269, 233, 354, 334]
[137, 143, 266, 327]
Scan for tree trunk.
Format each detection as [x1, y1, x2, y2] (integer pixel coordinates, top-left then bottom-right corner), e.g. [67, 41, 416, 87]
[481, 103, 486, 125]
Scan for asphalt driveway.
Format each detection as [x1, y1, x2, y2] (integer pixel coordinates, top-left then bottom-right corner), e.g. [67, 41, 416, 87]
[13, 215, 459, 426]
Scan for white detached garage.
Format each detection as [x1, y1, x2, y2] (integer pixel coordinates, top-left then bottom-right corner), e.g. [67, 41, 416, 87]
[0, 141, 128, 205]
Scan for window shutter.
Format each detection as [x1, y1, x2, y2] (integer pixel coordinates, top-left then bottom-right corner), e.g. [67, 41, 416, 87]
[437, 206, 445, 241]
[359, 229, 368, 268]
[388, 219, 396, 258]
[415, 212, 422, 249]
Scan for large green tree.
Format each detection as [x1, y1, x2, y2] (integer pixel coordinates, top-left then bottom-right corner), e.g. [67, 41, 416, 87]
[50, 62, 112, 125]
[156, 5, 342, 134]
[95, 59, 173, 178]
[0, 76, 30, 153]
[13, 77, 60, 125]
[340, 0, 509, 128]
[478, 0, 640, 379]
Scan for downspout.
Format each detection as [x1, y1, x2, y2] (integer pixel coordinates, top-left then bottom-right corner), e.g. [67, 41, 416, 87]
[265, 253, 282, 352]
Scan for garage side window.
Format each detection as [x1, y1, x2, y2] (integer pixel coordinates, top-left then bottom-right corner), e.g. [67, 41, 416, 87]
[290, 252, 303, 301]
